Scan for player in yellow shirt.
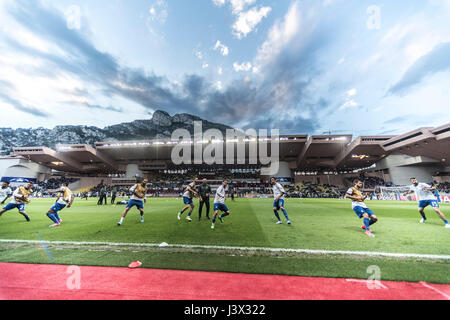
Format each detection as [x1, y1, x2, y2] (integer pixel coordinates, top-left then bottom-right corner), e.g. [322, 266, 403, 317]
[345, 179, 378, 238]
[46, 183, 74, 227]
[0, 182, 34, 222]
[118, 178, 148, 226]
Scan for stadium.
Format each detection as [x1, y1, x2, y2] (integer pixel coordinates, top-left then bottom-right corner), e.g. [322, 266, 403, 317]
[1, 0, 450, 306]
[5, 122, 450, 199]
[0, 122, 449, 301]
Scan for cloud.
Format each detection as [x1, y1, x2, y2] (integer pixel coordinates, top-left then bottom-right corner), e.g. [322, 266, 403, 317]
[214, 40, 229, 56]
[146, 0, 168, 38]
[2, 0, 450, 136]
[383, 114, 441, 126]
[338, 89, 359, 110]
[3, 0, 188, 115]
[338, 99, 358, 111]
[0, 88, 49, 118]
[148, 0, 168, 23]
[254, 1, 301, 69]
[213, 0, 256, 14]
[384, 116, 408, 125]
[346, 88, 357, 97]
[232, 6, 271, 39]
[1, 0, 337, 133]
[229, 0, 257, 14]
[199, 1, 339, 132]
[233, 61, 252, 72]
[249, 114, 318, 133]
[212, 0, 227, 7]
[388, 42, 450, 95]
[212, 0, 271, 39]
[78, 102, 123, 113]
[194, 49, 204, 60]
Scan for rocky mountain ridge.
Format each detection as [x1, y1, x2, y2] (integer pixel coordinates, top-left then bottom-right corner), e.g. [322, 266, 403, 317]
[0, 110, 232, 155]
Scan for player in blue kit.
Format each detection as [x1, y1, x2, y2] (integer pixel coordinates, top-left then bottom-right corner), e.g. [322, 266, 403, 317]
[346, 180, 378, 238]
[404, 178, 449, 228]
[118, 178, 148, 226]
[211, 180, 231, 230]
[46, 183, 74, 227]
[178, 178, 199, 222]
[0, 181, 13, 207]
[271, 177, 291, 225]
[0, 182, 34, 222]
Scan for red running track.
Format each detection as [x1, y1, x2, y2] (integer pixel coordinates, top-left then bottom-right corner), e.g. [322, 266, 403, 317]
[0, 263, 448, 300]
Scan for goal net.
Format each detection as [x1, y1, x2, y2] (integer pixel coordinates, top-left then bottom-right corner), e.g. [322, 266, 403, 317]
[376, 186, 415, 201]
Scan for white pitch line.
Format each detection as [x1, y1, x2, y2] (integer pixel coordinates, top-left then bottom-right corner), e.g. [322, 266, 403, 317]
[1, 239, 449, 260]
[346, 279, 388, 289]
[420, 282, 450, 300]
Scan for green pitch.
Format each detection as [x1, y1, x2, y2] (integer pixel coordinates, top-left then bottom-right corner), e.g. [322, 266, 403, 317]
[0, 198, 449, 284]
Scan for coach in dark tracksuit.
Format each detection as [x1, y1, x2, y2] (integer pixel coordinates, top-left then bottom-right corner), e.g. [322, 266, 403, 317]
[198, 179, 211, 220]
[111, 188, 118, 205]
[98, 187, 107, 205]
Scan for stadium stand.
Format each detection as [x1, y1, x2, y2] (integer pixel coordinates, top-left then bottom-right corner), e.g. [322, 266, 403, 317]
[37, 177, 79, 191]
[1, 123, 447, 201]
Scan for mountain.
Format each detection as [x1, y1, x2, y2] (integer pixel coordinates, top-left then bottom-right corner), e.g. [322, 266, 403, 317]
[0, 110, 233, 155]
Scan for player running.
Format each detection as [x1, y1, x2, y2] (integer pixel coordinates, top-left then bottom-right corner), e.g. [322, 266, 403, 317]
[345, 179, 378, 238]
[0, 181, 13, 207]
[404, 178, 449, 228]
[211, 180, 231, 230]
[178, 178, 199, 222]
[46, 183, 74, 227]
[117, 178, 148, 226]
[0, 182, 34, 222]
[271, 177, 291, 225]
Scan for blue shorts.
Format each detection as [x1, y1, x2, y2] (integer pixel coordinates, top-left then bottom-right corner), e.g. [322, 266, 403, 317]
[353, 206, 375, 219]
[2, 203, 26, 212]
[214, 203, 229, 212]
[419, 200, 439, 208]
[126, 199, 144, 210]
[273, 199, 285, 209]
[50, 202, 66, 213]
[183, 197, 193, 205]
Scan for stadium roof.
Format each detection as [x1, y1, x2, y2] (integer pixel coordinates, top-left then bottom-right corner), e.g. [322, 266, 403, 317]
[297, 134, 353, 169]
[382, 124, 450, 166]
[12, 123, 450, 174]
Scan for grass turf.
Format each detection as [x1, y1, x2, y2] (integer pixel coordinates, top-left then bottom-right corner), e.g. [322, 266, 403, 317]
[0, 198, 449, 283]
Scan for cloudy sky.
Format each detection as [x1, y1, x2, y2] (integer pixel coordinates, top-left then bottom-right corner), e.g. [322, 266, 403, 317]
[0, 0, 450, 135]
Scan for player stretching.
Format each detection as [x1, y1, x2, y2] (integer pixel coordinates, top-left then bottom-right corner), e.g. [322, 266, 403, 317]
[345, 179, 378, 238]
[178, 178, 199, 222]
[118, 178, 148, 226]
[404, 178, 449, 228]
[0, 182, 34, 222]
[211, 180, 230, 230]
[0, 181, 13, 207]
[271, 178, 291, 225]
[46, 183, 74, 227]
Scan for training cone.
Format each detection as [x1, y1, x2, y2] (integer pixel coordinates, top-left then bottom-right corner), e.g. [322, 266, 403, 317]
[128, 260, 142, 268]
